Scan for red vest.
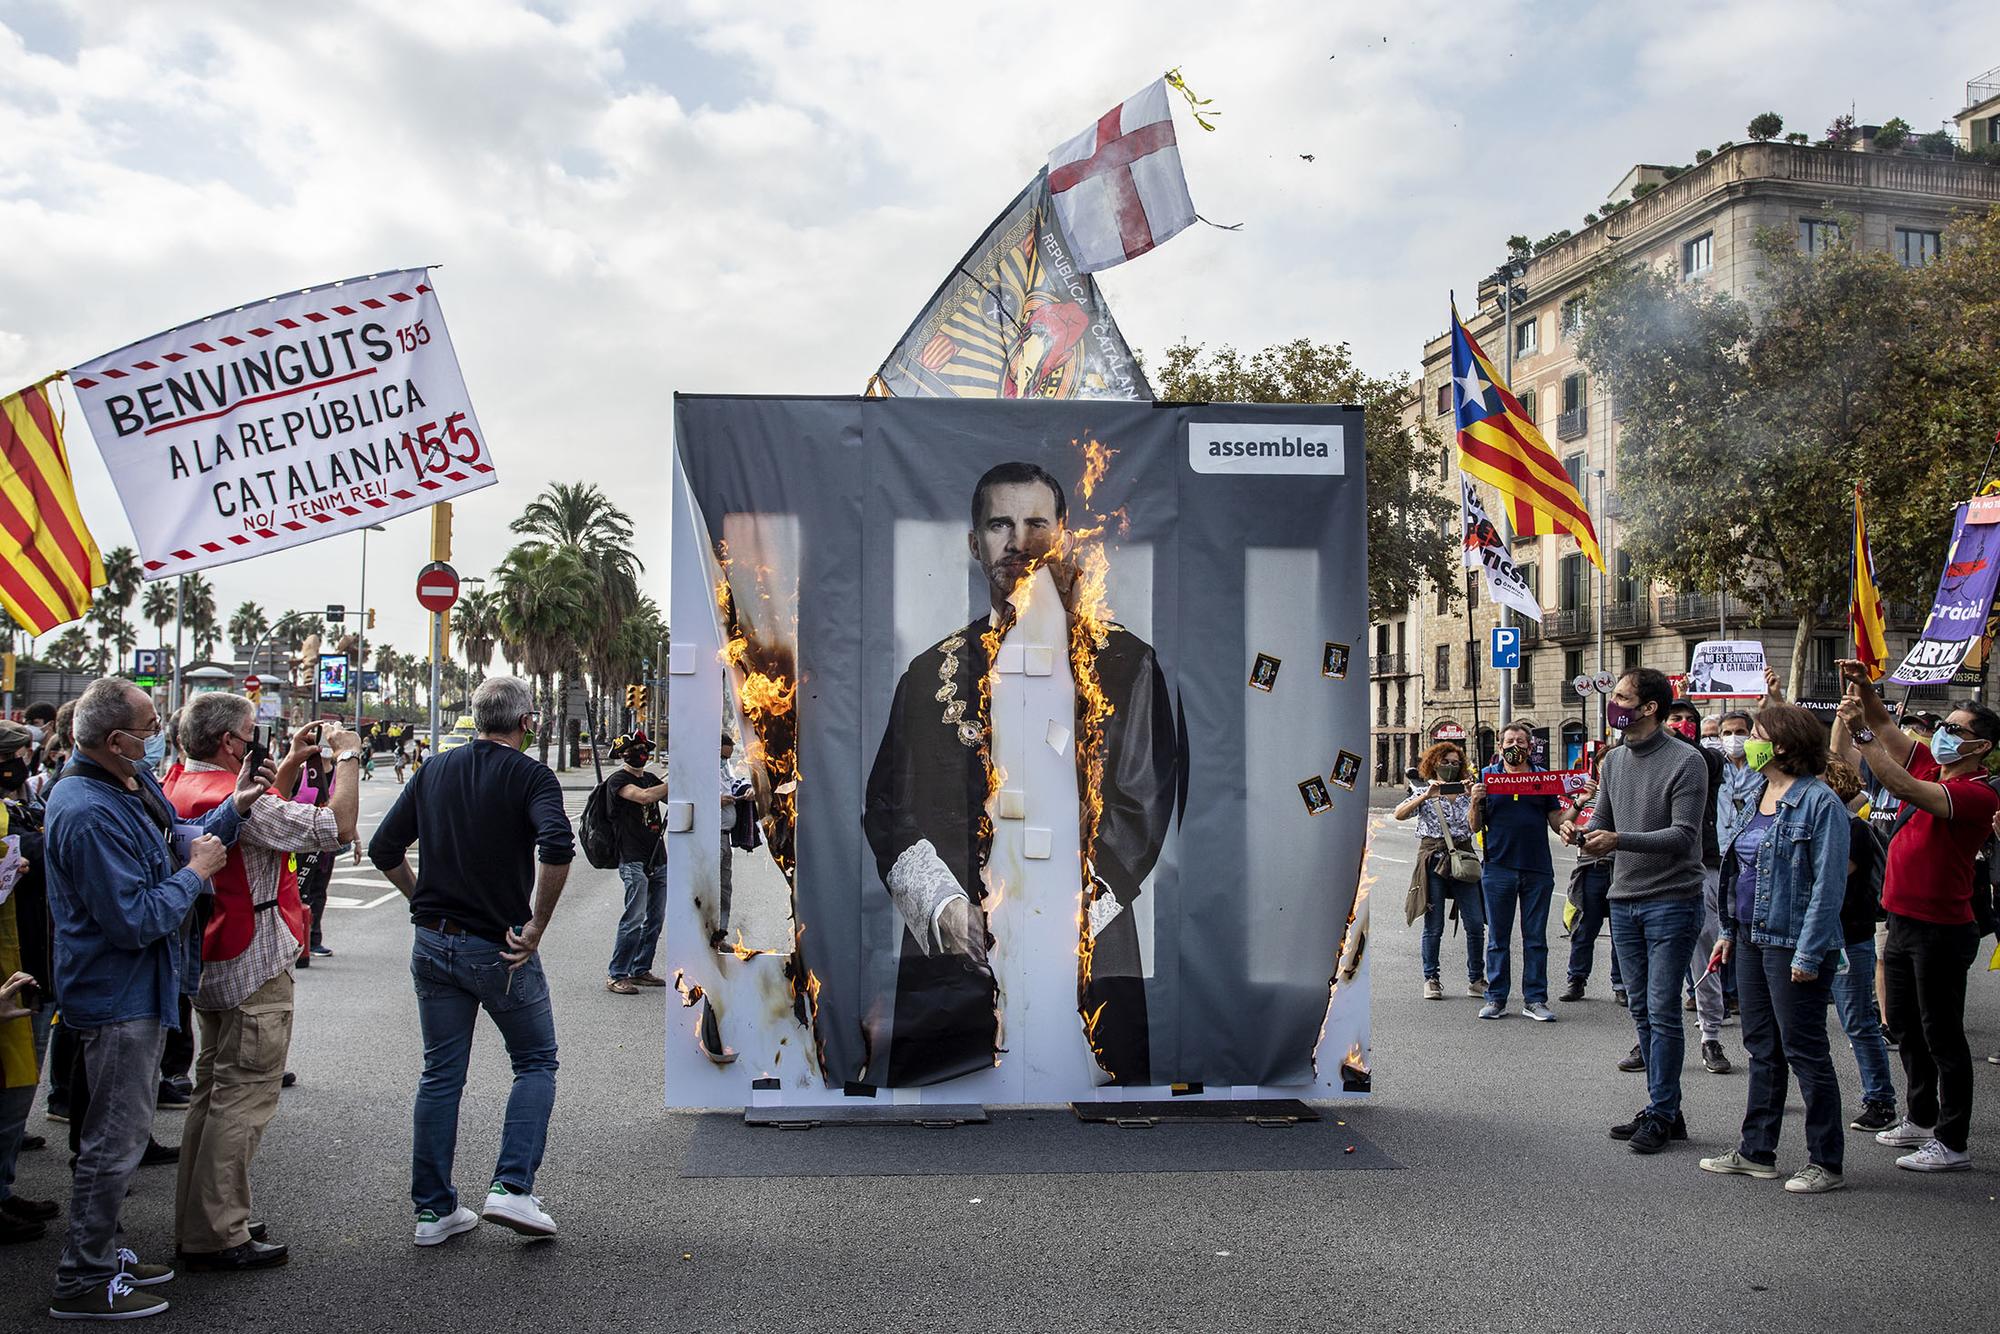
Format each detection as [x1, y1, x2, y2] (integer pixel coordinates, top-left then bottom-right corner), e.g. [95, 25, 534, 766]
[163, 768, 307, 963]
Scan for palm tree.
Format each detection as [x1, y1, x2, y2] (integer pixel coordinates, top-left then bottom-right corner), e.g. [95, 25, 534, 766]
[94, 609, 137, 674]
[455, 588, 501, 680]
[99, 546, 143, 658]
[182, 574, 219, 659]
[495, 541, 590, 765]
[141, 581, 176, 650]
[509, 482, 642, 766]
[46, 626, 92, 671]
[228, 601, 269, 657]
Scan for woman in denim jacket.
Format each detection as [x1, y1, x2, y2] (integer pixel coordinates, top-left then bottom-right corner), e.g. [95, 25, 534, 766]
[1699, 702, 1851, 1194]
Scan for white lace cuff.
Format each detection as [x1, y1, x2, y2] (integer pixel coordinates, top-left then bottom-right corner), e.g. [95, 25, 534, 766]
[887, 839, 967, 954]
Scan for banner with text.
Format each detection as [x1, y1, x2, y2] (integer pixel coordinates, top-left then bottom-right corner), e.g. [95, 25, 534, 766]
[1686, 639, 1767, 698]
[1891, 501, 2000, 686]
[1483, 768, 1592, 797]
[68, 268, 495, 580]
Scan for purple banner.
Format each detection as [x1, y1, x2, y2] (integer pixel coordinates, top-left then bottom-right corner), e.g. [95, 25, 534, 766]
[1889, 503, 2000, 685]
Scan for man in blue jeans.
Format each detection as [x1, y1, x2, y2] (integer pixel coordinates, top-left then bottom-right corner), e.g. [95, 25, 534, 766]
[603, 733, 670, 995]
[1471, 722, 1574, 1021]
[371, 676, 575, 1245]
[1568, 667, 1710, 1155]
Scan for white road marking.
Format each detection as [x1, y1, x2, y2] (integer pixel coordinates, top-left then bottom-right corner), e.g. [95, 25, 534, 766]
[324, 896, 364, 909]
[328, 876, 389, 888]
[363, 891, 403, 909]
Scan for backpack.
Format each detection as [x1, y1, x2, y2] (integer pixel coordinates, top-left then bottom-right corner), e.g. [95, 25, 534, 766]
[578, 779, 620, 870]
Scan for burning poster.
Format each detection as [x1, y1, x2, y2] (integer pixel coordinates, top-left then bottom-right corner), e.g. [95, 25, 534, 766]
[665, 396, 1369, 1108]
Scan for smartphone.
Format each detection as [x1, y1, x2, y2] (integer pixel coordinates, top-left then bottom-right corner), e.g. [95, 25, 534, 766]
[247, 723, 275, 773]
[1435, 780, 1467, 796]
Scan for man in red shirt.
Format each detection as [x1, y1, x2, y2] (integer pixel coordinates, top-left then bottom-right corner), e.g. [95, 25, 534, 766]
[1833, 660, 1996, 1173]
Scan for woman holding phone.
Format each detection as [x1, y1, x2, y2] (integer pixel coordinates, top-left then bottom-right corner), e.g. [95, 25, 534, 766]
[1396, 740, 1486, 1000]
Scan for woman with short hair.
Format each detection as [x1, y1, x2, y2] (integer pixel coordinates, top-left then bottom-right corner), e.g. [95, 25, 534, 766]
[1396, 741, 1486, 1001]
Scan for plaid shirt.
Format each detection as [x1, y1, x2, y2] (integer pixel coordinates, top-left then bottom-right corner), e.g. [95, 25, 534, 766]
[184, 760, 340, 1011]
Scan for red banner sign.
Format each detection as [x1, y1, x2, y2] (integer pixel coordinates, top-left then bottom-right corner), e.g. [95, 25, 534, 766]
[1483, 768, 1592, 797]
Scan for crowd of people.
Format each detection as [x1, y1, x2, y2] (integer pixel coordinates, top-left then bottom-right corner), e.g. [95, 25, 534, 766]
[1400, 663, 1997, 1190]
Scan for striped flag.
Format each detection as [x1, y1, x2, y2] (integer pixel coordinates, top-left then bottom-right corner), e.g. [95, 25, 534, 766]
[1, 376, 104, 634]
[1450, 303, 1602, 569]
[1850, 484, 1889, 681]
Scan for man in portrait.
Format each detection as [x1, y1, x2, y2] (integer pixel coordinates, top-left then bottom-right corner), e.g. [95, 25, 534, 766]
[863, 461, 1180, 1087]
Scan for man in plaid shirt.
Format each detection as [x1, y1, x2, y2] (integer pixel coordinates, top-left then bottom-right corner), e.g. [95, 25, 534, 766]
[163, 696, 359, 1271]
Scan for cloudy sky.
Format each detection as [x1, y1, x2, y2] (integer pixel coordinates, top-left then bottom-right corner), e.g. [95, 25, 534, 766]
[1, 0, 1991, 659]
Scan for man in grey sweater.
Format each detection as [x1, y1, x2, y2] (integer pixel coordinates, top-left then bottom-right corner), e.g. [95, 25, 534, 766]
[1564, 666, 1710, 1154]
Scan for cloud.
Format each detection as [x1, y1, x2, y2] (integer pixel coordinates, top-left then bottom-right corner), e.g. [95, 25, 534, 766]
[0, 0, 1991, 662]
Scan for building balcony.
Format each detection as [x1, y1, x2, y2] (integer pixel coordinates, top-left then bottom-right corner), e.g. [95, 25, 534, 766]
[1603, 599, 1649, 634]
[1376, 704, 1390, 727]
[1801, 671, 1842, 699]
[1886, 601, 1926, 627]
[1370, 652, 1409, 677]
[1903, 683, 1953, 704]
[1512, 680, 1538, 707]
[1556, 405, 1588, 441]
[1545, 605, 1594, 641]
[1655, 593, 1762, 628]
[1515, 617, 1543, 645]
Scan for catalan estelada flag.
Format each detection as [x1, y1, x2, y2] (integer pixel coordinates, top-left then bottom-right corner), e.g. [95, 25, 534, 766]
[1450, 303, 1602, 569]
[0, 376, 103, 634]
[1850, 484, 1890, 681]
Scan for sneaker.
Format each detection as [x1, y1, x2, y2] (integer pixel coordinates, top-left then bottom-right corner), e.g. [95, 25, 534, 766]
[1559, 979, 1585, 1003]
[1683, 993, 1697, 1012]
[1628, 1113, 1676, 1155]
[1465, 979, 1484, 997]
[115, 1248, 174, 1287]
[1784, 1163, 1846, 1194]
[155, 1077, 191, 1111]
[48, 1273, 169, 1321]
[605, 977, 639, 995]
[481, 1184, 556, 1237]
[1850, 1100, 1897, 1133]
[1477, 1001, 1505, 1020]
[1422, 978, 1443, 1000]
[629, 971, 668, 987]
[1699, 1149, 1780, 1179]
[1611, 1109, 1687, 1142]
[1701, 1040, 1732, 1074]
[1617, 1043, 1646, 1073]
[309, 945, 333, 957]
[1988, 1052, 1999, 1066]
[1523, 1001, 1557, 1023]
[138, 1139, 178, 1168]
[44, 1100, 69, 1124]
[1875, 1117, 1936, 1148]
[1895, 1139, 1972, 1173]
[1613, 987, 1628, 1007]
[414, 1205, 480, 1247]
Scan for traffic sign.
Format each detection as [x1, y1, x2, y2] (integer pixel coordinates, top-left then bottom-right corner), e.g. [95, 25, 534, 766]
[325, 604, 345, 623]
[1572, 673, 1594, 697]
[244, 673, 262, 695]
[1491, 625, 1521, 671]
[1592, 670, 1616, 693]
[416, 561, 461, 613]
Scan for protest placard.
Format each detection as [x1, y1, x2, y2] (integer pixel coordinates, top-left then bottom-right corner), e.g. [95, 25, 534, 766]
[1685, 639, 1767, 699]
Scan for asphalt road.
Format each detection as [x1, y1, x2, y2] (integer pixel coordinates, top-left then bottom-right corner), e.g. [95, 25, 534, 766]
[4, 781, 1997, 1331]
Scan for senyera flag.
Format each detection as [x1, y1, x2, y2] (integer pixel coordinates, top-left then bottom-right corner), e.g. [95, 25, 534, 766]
[67, 268, 496, 581]
[1046, 77, 1197, 274]
[0, 375, 104, 633]
[1850, 484, 1890, 681]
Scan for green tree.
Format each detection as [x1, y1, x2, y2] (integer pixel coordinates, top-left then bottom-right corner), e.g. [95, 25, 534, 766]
[1577, 205, 2000, 695]
[1746, 111, 1784, 142]
[228, 601, 269, 656]
[1152, 338, 1458, 617]
[495, 542, 591, 765]
[99, 546, 142, 658]
[46, 626, 92, 671]
[141, 581, 176, 650]
[455, 587, 501, 679]
[182, 574, 219, 659]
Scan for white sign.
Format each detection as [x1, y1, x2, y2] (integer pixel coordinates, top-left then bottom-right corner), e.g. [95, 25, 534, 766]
[1572, 673, 1594, 696]
[68, 268, 496, 581]
[1687, 639, 1767, 698]
[1460, 474, 1542, 622]
[1187, 423, 1344, 476]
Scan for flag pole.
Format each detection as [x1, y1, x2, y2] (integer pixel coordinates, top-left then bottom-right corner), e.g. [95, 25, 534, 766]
[1465, 568, 1485, 766]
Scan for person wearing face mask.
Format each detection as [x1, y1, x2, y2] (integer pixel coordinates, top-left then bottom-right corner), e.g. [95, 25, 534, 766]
[41, 677, 273, 1320]
[1663, 699, 1733, 1075]
[1395, 742, 1485, 1001]
[0, 722, 59, 1244]
[1818, 759, 1899, 1133]
[1561, 667, 1711, 1155]
[1699, 703, 1851, 1193]
[1470, 723, 1575, 1021]
[1832, 662, 1998, 1174]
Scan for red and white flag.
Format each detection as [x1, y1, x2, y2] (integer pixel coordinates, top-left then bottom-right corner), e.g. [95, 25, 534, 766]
[1047, 78, 1196, 273]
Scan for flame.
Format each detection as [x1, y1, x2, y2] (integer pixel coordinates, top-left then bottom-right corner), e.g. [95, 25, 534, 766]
[672, 970, 704, 1008]
[1344, 1041, 1369, 1074]
[729, 930, 770, 961]
[1079, 438, 1117, 505]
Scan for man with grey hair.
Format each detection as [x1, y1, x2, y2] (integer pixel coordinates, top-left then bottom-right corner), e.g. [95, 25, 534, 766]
[369, 675, 574, 1245]
[162, 696, 360, 1271]
[43, 677, 272, 1320]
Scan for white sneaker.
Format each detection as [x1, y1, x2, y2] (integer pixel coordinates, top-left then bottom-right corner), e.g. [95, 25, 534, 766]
[1784, 1163, 1846, 1194]
[1874, 1117, 1936, 1148]
[1422, 978, 1443, 1000]
[481, 1184, 557, 1237]
[1895, 1139, 1972, 1173]
[1523, 1001, 1557, 1023]
[413, 1204, 480, 1247]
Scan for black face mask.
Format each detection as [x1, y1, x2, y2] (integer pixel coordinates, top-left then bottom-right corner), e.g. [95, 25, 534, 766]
[1503, 745, 1527, 766]
[0, 756, 29, 790]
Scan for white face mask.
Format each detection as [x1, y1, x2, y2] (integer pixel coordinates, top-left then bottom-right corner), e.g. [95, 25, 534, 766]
[1720, 734, 1748, 760]
[1700, 736, 1723, 752]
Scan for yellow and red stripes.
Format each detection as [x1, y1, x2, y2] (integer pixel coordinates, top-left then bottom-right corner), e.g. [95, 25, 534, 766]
[1850, 485, 1889, 681]
[0, 377, 104, 634]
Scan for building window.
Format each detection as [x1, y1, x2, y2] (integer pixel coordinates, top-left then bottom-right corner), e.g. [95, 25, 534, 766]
[1518, 651, 1534, 685]
[1560, 296, 1585, 336]
[1436, 582, 1451, 615]
[1565, 648, 1583, 688]
[1895, 228, 1941, 268]
[1799, 218, 1840, 255]
[1614, 549, 1637, 606]
[1518, 562, 1539, 602]
[1519, 388, 1537, 423]
[1435, 643, 1450, 691]
[1559, 552, 1587, 612]
[1436, 383, 1451, 416]
[1622, 642, 1643, 675]
[1563, 453, 1584, 493]
[1562, 371, 1586, 413]
[1395, 681, 1408, 725]
[1514, 318, 1538, 357]
[1465, 641, 1481, 690]
[1682, 232, 1713, 279]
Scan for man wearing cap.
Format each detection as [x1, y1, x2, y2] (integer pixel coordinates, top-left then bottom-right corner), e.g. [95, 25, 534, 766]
[605, 733, 670, 995]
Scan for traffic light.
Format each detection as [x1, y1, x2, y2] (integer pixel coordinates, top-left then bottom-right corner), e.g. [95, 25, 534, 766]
[1, 651, 13, 694]
[624, 684, 641, 710]
[367, 608, 377, 629]
[430, 500, 453, 563]
[635, 684, 649, 716]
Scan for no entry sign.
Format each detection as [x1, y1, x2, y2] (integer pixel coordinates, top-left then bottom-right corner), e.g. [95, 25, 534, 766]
[416, 561, 460, 613]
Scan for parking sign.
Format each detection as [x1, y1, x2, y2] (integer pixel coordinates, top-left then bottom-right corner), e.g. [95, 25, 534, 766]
[1491, 625, 1521, 670]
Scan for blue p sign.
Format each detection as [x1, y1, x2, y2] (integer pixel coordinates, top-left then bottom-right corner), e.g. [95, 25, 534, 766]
[1491, 626, 1521, 670]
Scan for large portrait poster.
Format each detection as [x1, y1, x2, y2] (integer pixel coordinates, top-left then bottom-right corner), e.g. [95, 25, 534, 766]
[664, 397, 1370, 1108]
[67, 268, 495, 580]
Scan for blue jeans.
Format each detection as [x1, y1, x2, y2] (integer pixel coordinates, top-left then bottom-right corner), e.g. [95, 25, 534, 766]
[55, 1020, 164, 1297]
[1831, 935, 1895, 1106]
[1419, 862, 1486, 983]
[1611, 895, 1702, 1120]
[409, 927, 559, 1216]
[1736, 939, 1843, 1171]
[1565, 862, 1622, 988]
[609, 858, 668, 979]
[1482, 865, 1554, 1005]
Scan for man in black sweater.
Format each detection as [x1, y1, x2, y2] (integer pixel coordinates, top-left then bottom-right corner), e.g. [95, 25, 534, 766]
[369, 676, 575, 1246]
